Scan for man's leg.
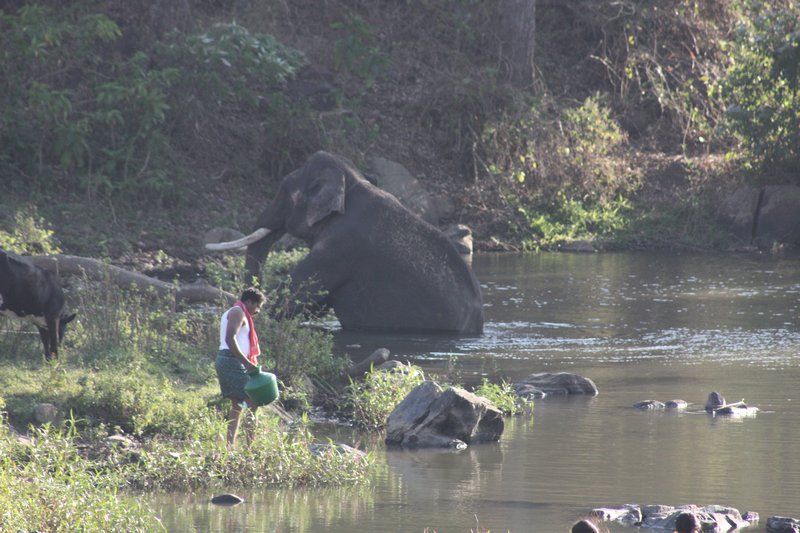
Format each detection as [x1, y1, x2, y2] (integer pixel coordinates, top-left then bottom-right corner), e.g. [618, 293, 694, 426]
[242, 398, 259, 446]
[226, 398, 243, 447]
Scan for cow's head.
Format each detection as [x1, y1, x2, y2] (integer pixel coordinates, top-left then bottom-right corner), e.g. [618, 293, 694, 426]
[58, 312, 77, 343]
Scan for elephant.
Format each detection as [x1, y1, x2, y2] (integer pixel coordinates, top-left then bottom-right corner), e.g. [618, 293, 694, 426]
[206, 151, 484, 335]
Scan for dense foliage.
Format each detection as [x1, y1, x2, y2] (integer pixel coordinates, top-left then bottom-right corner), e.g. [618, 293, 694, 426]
[2, 0, 798, 252]
[0, 3, 307, 201]
[716, 0, 800, 176]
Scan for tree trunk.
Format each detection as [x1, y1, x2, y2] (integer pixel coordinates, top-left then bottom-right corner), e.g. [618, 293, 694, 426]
[499, 0, 536, 88]
[27, 254, 235, 306]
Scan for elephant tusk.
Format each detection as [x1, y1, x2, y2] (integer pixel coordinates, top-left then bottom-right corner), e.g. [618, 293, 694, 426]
[205, 227, 272, 251]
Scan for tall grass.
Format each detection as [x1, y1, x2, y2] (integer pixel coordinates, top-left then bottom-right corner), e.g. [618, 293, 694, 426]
[0, 421, 161, 532]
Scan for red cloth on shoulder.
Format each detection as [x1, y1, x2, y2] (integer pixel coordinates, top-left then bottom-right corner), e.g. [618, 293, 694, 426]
[234, 300, 260, 364]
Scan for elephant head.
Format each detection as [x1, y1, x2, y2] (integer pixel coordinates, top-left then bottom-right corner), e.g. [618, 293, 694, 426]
[206, 151, 484, 335]
[207, 153, 349, 283]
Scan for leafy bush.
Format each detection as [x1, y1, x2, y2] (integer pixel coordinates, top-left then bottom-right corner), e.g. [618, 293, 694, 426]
[615, 196, 733, 250]
[716, 0, 800, 176]
[0, 4, 179, 197]
[0, 5, 311, 201]
[517, 194, 633, 249]
[540, 1, 731, 149]
[0, 207, 61, 255]
[331, 14, 389, 88]
[156, 22, 304, 108]
[484, 93, 641, 248]
[344, 365, 426, 429]
[259, 313, 350, 390]
[68, 276, 218, 371]
[474, 378, 532, 416]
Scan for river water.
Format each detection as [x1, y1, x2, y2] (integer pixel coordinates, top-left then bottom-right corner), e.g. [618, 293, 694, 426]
[151, 251, 800, 532]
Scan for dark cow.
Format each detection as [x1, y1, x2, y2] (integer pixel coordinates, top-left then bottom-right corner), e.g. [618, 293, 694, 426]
[0, 248, 76, 360]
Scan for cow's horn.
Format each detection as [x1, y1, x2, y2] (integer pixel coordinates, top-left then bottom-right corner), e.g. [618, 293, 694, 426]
[205, 227, 272, 251]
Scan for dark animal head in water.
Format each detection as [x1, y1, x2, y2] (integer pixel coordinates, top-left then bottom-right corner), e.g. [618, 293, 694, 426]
[704, 391, 725, 412]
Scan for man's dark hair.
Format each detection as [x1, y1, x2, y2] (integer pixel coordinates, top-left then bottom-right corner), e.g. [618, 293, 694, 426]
[240, 287, 266, 305]
[674, 512, 700, 533]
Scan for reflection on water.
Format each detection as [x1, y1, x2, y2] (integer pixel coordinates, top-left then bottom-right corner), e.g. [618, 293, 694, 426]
[151, 252, 800, 532]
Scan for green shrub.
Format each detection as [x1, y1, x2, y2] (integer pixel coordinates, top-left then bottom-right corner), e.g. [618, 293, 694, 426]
[716, 0, 800, 176]
[0, 4, 179, 197]
[332, 14, 389, 88]
[0, 207, 61, 255]
[344, 365, 426, 429]
[132, 416, 371, 490]
[259, 312, 350, 390]
[484, 94, 640, 248]
[0, 5, 311, 200]
[615, 197, 733, 250]
[474, 378, 532, 416]
[155, 22, 303, 111]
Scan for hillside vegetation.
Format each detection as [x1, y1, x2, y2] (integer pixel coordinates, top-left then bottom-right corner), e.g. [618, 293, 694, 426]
[2, 0, 800, 264]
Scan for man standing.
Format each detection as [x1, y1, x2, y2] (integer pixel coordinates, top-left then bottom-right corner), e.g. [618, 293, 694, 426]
[215, 287, 267, 447]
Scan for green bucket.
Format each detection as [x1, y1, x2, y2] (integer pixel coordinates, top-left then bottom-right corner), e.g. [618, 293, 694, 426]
[244, 366, 279, 406]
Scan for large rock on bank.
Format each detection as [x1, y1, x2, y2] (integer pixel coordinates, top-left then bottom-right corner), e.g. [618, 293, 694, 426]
[718, 185, 800, 249]
[385, 381, 504, 449]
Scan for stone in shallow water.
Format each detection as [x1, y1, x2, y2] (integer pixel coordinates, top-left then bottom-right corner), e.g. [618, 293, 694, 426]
[513, 372, 598, 398]
[633, 400, 665, 410]
[211, 494, 244, 505]
[767, 515, 800, 533]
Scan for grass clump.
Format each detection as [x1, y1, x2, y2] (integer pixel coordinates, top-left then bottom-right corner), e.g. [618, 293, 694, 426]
[0, 422, 161, 532]
[131, 416, 370, 491]
[344, 365, 426, 430]
[474, 378, 532, 416]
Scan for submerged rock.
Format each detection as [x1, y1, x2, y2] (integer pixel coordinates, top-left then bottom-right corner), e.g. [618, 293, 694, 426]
[309, 443, 368, 461]
[767, 516, 800, 533]
[590, 505, 642, 526]
[513, 372, 598, 399]
[633, 399, 688, 410]
[211, 494, 244, 505]
[592, 503, 758, 531]
[633, 400, 666, 410]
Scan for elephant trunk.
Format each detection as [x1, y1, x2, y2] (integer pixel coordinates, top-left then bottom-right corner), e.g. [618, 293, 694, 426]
[244, 226, 285, 285]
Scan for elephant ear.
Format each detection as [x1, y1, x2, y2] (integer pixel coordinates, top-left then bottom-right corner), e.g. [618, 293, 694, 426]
[306, 166, 346, 227]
